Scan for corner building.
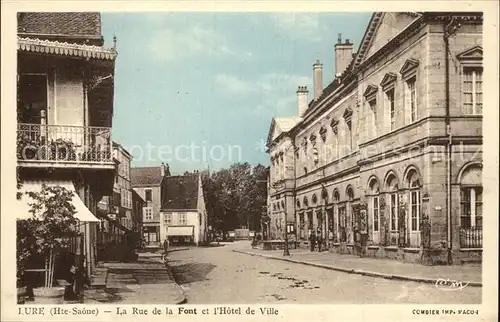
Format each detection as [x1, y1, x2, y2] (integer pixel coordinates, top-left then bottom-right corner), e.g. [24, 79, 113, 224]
[266, 12, 483, 265]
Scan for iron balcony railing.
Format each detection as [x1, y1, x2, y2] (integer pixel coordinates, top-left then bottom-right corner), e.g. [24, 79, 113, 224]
[459, 226, 482, 249]
[17, 123, 112, 164]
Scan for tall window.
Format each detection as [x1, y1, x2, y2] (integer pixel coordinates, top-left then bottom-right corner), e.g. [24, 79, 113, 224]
[369, 178, 380, 234]
[386, 89, 395, 131]
[373, 197, 379, 232]
[407, 170, 421, 232]
[390, 193, 398, 231]
[144, 207, 153, 220]
[345, 118, 353, 152]
[463, 67, 483, 115]
[369, 99, 377, 138]
[386, 174, 399, 232]
[179, 212, 187, 225]
[165, 213, 172, 225]
[460, 187, 483, 228]
[145, 188, 152, 202]
[406, 77, 417, 122]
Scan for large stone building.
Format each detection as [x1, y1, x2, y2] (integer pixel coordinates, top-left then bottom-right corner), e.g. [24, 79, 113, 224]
[266, 12, 483, 265]
[16, 12, 118, 277]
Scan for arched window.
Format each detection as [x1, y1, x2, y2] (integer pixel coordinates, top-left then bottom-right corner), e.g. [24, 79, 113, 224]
[312, 194, 318, 205]
[303, 196, 309, 208]
[368, 178, 380, 234]
[296, 199, 301, 209]
[406, 169, 421, 232]
[333, 190, 340, 203]
[280, 200, 285, 210]
[386, 173, 399, 231]
[459, 164, 482, 230]
[346, 186, 355, 243]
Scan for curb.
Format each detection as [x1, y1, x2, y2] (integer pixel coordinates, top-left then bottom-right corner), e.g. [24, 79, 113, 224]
[233, 249, 482, 288]
[163, 261, 187, 304]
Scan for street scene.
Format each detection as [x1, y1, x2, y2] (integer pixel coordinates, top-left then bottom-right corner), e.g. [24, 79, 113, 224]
[13, 10, 486, 306]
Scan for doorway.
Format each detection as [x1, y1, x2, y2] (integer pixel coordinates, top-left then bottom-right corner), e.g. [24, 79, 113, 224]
[18, 74, 47, 124]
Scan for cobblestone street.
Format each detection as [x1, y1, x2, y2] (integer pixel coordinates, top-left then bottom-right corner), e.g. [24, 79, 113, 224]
[167, 241, 481, 304]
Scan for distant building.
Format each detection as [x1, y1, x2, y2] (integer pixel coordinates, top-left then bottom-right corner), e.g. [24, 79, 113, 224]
[160, 172, 208, 245]
[97, 142, 137, 246]
[266, 12, 483, 265]
[131, 163, 170, 246]
[132, 189, 146, 242]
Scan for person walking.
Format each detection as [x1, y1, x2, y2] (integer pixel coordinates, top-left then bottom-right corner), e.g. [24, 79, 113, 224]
[316, 227, 323, 252]
[309, 229, 316, 252]
[163, 238, 169, 261]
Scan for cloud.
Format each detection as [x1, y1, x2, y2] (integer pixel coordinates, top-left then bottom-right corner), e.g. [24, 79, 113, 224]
[215, 72, 313, 115]
[269, 13, 324, 41]
[215, 74, 254, 95]
[149, 25, 234, 62]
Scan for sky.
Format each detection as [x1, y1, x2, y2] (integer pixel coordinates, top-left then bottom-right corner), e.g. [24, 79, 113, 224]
[100, 12, 372, 174]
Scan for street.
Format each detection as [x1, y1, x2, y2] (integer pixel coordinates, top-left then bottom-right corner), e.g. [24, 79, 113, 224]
[167, 241, 481, 304]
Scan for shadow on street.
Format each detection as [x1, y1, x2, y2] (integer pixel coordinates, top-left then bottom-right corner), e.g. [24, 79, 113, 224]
[169, 262, 216, 285]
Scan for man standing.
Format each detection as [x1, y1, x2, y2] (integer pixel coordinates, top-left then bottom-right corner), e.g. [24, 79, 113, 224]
[163, 238, 169, 261]
[316, 227, 323, 252]
[309, 230, 316, 252]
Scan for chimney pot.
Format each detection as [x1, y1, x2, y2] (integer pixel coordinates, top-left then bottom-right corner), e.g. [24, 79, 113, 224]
[297, 85, 309, 117]
[313, 60, 323, 100]
[334, 37, 354, 78]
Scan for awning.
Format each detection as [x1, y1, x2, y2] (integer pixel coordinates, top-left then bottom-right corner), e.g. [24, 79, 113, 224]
[17, 37, 117, 61]
[167, 226, 194, 237]
[16, 180, 100, 222]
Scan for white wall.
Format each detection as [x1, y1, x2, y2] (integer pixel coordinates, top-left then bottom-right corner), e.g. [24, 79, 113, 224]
[160, 211, 200, 244]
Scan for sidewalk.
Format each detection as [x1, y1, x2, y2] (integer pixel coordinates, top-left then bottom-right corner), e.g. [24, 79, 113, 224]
[233, 246, 482, 287]
[84, 251, 186, 304]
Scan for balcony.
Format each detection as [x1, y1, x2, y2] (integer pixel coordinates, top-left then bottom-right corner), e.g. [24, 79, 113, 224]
[17, 123, 114, 168]
[459, 227, 482, 249]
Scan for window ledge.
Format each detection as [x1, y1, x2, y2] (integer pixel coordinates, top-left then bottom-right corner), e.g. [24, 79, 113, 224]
[346, 244, 355, 247]
[403, 247, 420, 253]
[460, 248, 483, 252]
[367, 245, 380, 250]
[384, 246, 399, 251]
[332, 243, 341, 246]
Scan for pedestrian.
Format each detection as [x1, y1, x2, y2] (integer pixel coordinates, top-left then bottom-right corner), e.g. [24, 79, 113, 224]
[163, 238, 169, 261]
[309, 230, 316, 252]
[316, 228, 323, 252]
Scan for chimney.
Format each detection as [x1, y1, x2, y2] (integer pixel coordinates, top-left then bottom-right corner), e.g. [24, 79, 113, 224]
[334, 33, 354, 78]
[160, 163, 166, 177]
[297, 86, 309, 117]
[313, 60, 323, 100]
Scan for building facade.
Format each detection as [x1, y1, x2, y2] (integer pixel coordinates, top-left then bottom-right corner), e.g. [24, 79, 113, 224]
[160, 172, 208, 245]
[131, 163, 170, 246]
[97, 142, 138, 246]
[266, 12, 483, 265]
[16, 12, 117, 277]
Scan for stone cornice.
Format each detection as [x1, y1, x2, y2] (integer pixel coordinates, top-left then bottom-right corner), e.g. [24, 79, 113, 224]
[363, 84, 378, 99]
[399, 58, 420, 76]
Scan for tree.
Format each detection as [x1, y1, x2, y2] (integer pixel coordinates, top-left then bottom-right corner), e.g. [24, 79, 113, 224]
[18, 185, 78, 288]
[202, 163, 268, 232]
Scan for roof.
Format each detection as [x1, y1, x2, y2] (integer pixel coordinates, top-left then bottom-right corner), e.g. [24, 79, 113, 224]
[266, 116, 301, 146]
[161, 175, 200, 210]
[275, 117, 302, 132]
[131, 167, 164, 187]
[17, 12, 103, 42]
[17, 37, 116, 60]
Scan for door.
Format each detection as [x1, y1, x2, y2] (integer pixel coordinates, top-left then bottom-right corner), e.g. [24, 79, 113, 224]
[18, 74, 47, 124]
